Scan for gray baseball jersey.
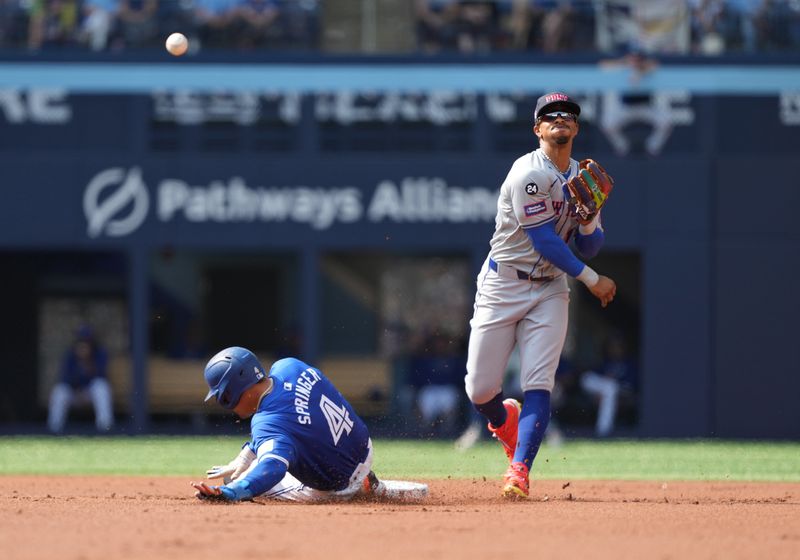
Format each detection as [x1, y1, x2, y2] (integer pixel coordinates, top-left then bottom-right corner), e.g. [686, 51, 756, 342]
[488, 148, 580, 278]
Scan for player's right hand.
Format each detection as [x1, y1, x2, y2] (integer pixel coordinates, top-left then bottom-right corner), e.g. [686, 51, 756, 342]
[206, 444, 256, 483]
[206, 465, 235, 484]
[589, 275, 616, 307]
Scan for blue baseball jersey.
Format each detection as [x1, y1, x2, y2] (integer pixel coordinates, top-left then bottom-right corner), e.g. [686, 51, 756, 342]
[249, 358, 371, 491]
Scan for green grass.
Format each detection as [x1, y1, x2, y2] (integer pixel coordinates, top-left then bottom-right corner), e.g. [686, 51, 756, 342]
[0, 437, 798, 481]
[378, 440, 800, 481]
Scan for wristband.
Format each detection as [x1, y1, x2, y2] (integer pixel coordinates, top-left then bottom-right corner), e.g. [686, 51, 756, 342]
[221, 480, 254, 501]
[576, 265, 599, 287]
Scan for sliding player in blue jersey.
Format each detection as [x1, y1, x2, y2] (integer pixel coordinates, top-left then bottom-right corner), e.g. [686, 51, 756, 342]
[191, 346, 385, 502]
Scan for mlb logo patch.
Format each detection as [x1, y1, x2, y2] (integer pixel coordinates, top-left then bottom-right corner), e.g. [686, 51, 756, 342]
[524, 201, 548, 217]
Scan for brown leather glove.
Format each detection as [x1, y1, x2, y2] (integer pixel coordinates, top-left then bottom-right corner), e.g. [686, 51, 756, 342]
[566, 159, 614, 225]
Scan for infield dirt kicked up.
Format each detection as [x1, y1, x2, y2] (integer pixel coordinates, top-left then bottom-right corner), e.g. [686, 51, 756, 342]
[1, 476, 798, 560]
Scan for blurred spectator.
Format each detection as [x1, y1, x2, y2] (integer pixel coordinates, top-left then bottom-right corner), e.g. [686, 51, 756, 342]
[724, 0, 762, 53]
[3, 0, 798, 54]
[228, 0, 281, 49]
[195, 0, 236, 49]
[629, 0, 691, 54]
[689, 0, 730, 54]
[279, 0, 319, 49]
[508, 0, 546, 50]
[0, 0, 30, 48]
[157, 0, 198, 47]
[596, 0, 690, 55]
[453, 0, 503, 53]
[414, 0, 459, 53]
[47, 325, 114, 434]
[541, 0, 581, 53]
[27, 0, 81, 50]
[79, 0, 118, 51]
[116, 0, 159, 48]
[688, 0, 771, 55]
[542, 0, 572, 52]
[409, 332, 465, 436]
[787, 0, 800, 49]
[196, 0, 322, 51]
[510, 0, 595, 52]
[579, 332, 637, 437]
[755, 0, 800, 51]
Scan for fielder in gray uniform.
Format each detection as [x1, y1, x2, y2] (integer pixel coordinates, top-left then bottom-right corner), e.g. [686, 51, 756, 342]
[464, 92, 616, 498]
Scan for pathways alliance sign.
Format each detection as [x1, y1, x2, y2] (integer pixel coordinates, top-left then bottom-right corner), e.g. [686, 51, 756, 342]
[82, 167, 498, 238]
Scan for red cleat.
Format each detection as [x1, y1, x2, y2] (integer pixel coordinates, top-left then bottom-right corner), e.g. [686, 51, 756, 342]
[502, 461, 530, 499]
[487, 398, 521, 462]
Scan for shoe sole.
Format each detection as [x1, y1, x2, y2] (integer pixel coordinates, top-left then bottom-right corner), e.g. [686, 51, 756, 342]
[501, 484, 528, 499]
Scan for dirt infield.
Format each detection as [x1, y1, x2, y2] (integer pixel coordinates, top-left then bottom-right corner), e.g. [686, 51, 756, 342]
[2, 476, 798, 560]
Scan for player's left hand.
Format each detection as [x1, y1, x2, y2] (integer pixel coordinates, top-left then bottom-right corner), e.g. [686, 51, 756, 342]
[191, 481, 226, 500]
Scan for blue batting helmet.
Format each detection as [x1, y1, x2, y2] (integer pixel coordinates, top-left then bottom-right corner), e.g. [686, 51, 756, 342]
[203, 346, 267, 410]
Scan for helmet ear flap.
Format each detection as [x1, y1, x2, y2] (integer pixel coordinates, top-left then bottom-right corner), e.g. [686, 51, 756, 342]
[218, 386, 232, 407]
[219, 368, 246, 407]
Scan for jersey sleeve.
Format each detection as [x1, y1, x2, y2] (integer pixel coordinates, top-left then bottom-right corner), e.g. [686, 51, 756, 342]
[250, 414, 298, 469]
[509, 169, 557, 229]
[230, 456, 288, 499]
[574, 226, 604, 259]
[525, 221, 585, 277]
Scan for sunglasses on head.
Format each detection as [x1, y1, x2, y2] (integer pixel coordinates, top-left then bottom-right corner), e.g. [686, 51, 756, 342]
[538, 111, 577, 123]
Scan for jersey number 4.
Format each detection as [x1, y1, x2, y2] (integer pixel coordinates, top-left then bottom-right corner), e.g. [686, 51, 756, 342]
[320, 394, 354, 445]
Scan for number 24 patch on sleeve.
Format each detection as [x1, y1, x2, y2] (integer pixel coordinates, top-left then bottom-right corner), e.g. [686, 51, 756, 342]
[524, 201, 548, 217]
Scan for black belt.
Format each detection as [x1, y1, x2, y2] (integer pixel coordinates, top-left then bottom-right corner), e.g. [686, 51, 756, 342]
[489, 258, 554, 282]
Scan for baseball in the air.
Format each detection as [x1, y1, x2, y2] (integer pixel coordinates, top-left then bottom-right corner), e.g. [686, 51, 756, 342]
[165, 33, 189, 56]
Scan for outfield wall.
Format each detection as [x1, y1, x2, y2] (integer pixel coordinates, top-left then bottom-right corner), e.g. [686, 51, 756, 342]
[0, 62, 798, 438]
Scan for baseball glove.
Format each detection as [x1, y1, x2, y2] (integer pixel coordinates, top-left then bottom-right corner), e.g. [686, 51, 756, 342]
[566, 159, 614, 225]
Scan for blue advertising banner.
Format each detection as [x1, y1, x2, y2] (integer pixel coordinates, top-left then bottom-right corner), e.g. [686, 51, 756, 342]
[0, 154, 653, 250]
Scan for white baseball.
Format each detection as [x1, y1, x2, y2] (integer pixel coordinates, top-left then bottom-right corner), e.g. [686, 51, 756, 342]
[165, 33, 188, 56]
